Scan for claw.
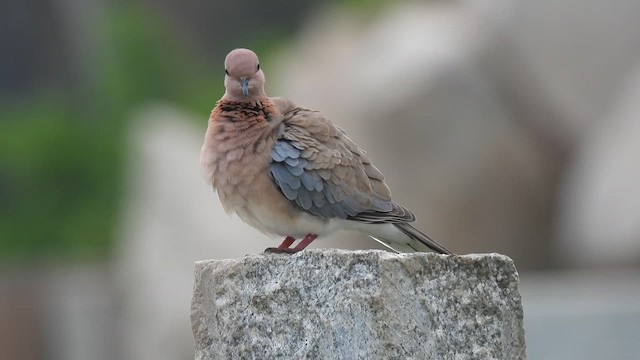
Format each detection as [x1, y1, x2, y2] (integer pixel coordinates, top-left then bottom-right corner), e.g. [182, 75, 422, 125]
[264, 247, 298, 254]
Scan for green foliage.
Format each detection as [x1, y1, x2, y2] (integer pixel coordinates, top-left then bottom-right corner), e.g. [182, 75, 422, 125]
[0, 3, 219, 263]
[0, 101, 122, 261]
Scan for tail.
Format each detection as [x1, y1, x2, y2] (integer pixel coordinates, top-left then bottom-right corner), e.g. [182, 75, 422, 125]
[393, 223, 454, 255]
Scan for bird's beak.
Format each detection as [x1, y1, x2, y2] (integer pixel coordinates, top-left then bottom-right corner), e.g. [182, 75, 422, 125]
[240, 78, 250, 97]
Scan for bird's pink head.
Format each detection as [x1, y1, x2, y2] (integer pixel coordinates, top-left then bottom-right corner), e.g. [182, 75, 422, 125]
[223, 48, 266, 100]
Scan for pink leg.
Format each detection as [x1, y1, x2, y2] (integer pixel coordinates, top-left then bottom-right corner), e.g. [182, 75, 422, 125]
[264, 234, 317, 254]
[277, 236, 296, 249]
[292, 234, 318, 252]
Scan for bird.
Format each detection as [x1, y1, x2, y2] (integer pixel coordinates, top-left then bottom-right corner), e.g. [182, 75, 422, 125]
[200, 48, 453, 255]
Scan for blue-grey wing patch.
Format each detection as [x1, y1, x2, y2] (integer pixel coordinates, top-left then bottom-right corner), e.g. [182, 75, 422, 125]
[270, 139, 401, 222]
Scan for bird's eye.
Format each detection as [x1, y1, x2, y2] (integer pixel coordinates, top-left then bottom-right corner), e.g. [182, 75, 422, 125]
[256, 63, 260, 71]
[225, 69, 229, 75]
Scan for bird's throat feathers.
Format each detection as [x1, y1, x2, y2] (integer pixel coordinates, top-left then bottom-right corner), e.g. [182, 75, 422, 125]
[211, 98, 278, 127]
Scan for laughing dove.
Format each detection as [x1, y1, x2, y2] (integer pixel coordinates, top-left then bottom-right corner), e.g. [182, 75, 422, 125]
[200, 48, 452, 254]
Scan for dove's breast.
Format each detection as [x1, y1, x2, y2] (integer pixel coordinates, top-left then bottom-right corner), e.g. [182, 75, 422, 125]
[230, 172, 341, 238]
[201, 99, 339, 238]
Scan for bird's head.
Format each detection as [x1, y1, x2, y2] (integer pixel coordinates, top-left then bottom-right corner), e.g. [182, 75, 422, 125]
[223, 48, 266, 100]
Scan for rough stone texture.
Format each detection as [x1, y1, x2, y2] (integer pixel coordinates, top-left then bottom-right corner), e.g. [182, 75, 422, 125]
[191, 250, 526, 360]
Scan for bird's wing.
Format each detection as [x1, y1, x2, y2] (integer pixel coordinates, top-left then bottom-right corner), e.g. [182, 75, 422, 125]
[268, 98, 414, 224]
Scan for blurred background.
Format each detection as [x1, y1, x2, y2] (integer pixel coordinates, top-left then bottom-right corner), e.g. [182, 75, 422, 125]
[2, 0, 640, 359]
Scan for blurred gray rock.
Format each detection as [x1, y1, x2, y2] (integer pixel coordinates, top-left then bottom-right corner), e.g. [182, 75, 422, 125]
[557, 63, 640, 266]
[44, 266, 115, 360]
[482, 0, 640, 144]
[192, 250, 526, 360]
[272, 2, 557, 268]
[271, 0, 640, 269]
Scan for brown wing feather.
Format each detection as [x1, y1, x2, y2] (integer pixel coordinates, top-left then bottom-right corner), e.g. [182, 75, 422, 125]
[269, 97, 414, 223]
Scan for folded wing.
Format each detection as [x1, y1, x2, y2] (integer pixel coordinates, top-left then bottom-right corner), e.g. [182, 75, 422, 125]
[269, 99, 414, 224]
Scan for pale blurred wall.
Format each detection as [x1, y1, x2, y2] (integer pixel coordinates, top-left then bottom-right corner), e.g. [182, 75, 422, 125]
[269, 0, 640, 270]
[271, 2, 558, 269]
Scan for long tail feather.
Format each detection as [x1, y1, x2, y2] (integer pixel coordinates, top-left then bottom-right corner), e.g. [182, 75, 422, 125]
[393, 223, 454, 255]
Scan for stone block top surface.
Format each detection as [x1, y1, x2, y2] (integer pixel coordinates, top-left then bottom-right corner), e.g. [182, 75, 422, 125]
[191, 250, 526, 360]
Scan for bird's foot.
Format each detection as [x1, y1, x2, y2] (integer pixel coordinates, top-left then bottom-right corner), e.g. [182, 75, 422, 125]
[264, 236, 297, 254]
[263, 247, 298, 254]
[263, 234, 318, 254]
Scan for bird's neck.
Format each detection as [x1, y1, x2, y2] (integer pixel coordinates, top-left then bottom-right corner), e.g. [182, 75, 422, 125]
[213, 97, 275, 122]
[221, 89, 267, 103]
